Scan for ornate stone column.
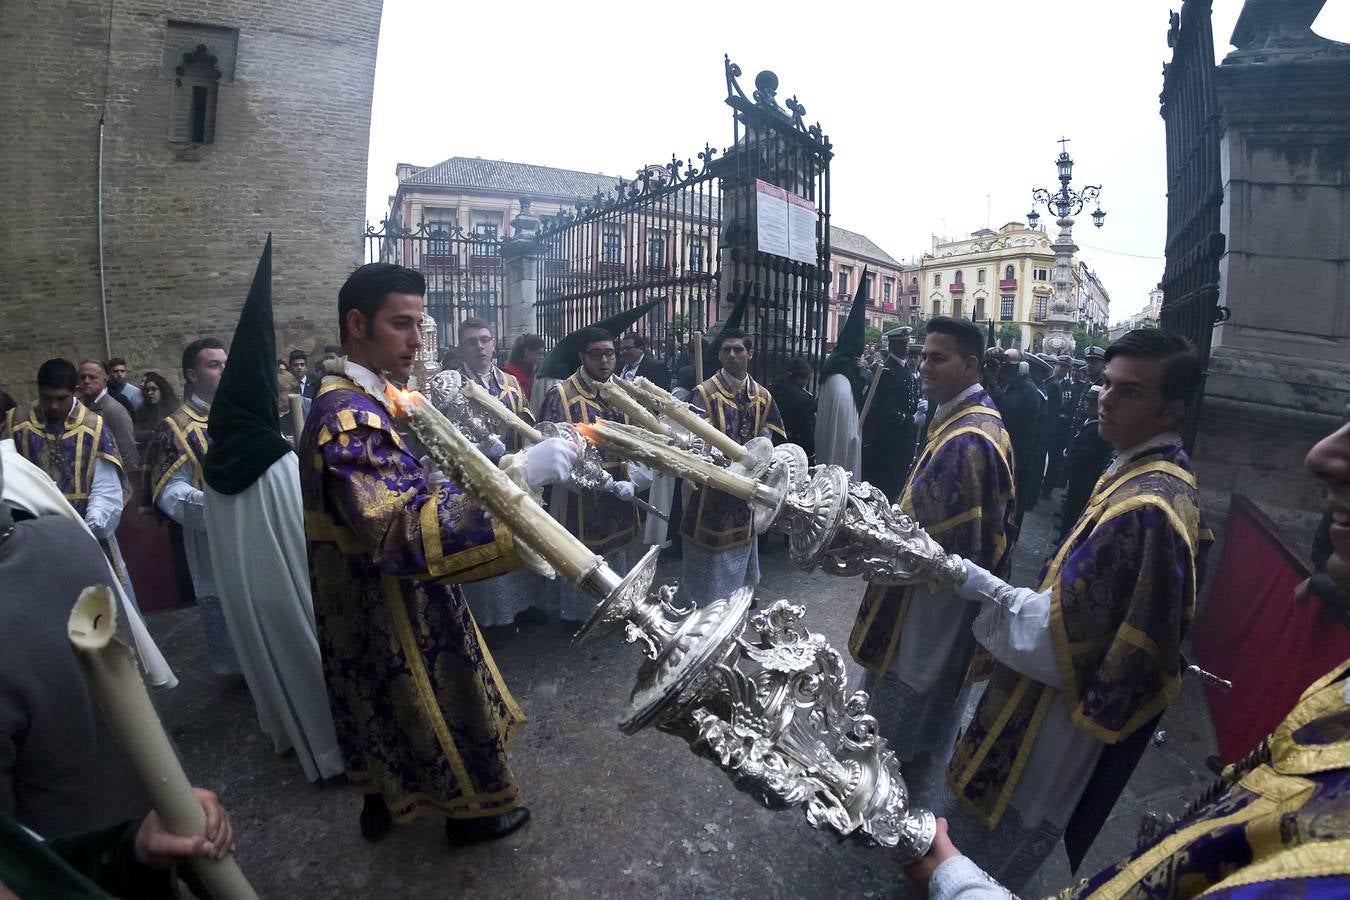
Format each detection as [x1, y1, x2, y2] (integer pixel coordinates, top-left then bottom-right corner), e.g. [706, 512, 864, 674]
[502, 196, 543, 344]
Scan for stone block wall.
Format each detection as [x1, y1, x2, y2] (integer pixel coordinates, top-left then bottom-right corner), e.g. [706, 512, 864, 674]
[0, 0, 382, 398]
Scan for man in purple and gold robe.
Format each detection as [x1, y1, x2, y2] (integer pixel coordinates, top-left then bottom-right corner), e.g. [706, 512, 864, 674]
[910, 348, 1350, 900]
[457, 316, 530, 454]
[300, 262, 575, 847]
[929, 329, 1212, 891]
[849, 316, 1015, 780]
[679, 328, 786, 607]
[3, 358, 134, 601]
[540, 326, 649, 622]
[147, 338, 242, 675]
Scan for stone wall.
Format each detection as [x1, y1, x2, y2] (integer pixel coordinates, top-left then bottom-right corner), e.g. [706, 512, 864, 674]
[0, 0, 382, 398]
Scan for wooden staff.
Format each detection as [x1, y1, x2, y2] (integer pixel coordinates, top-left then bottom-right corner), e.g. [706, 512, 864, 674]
[69, 587, 260, 900]
[288, 393, 305, 431]
[692, 330, 704, 385]
[857, 364, 886, 431]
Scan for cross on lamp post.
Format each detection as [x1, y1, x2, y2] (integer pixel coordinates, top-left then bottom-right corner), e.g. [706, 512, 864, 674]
[1025, 138, 1105, 356]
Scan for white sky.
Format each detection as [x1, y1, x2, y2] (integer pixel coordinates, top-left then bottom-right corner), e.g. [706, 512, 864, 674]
[364, 0, 1350, 322]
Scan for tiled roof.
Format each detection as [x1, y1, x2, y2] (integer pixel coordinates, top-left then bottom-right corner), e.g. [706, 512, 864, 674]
[399, 157, 623, 201]
[830, 225, 902, 267]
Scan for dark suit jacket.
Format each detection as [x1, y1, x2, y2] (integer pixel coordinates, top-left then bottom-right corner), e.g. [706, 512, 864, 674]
[299, 375, 320, 400]
[623, 354, 671, 392]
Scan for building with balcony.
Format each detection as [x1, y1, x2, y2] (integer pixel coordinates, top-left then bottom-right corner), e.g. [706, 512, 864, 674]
[1079, 262, 1112, 335]
[825, 226, 912, 346]
[903, 222, 1103, 352]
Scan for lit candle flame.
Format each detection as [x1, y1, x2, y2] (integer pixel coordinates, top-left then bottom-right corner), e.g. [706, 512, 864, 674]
[384, 383, 425, 417]
[573, 423, 599, 444]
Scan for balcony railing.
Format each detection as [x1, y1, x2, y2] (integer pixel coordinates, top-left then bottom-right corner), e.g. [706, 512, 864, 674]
[949, 282, 965, 294]
[999, 278, 1017, 290]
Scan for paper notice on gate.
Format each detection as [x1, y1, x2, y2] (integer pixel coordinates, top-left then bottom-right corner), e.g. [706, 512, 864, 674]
[755, 179, 817, 266]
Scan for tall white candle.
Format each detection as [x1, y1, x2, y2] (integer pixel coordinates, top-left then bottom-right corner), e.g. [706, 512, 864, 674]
[462, 379, 545, 444]
[631, 376, 746, 461]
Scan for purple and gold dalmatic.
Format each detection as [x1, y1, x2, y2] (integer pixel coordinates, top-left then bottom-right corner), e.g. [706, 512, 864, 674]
[948, 438, 1213, 830]
[461, 364, 529, 451]
[4, 401, 127, 515]
[146, 401, 211, 508]
[539, 372, 637, 555]
[849, 387, 1015, 677]
[679, 371, 785, 550]
[299, 377, 525, 823]
[1060, 659, 1350, 899]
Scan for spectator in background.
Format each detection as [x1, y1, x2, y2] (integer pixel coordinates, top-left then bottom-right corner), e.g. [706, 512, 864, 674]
[288, 349, 317, 399]
[276, 370, 310, 442]
[771, 358, 816, 464]
[618, 332, 672, 391]
[133, 372, 177, 453]
[77, 359, 140, 472]
[106, 357, 143, 415]
[322, 343, 341, 364]
[504, 333, 546, 405]
[0, 389, 14, 421]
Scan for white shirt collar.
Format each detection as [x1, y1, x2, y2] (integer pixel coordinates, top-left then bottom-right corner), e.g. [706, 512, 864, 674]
[932, 382, 983, 427]
[1104, 430, 1182, 477]
[622, 353, 645, 374]
[188, 394, 210, 413]
[94, 388, 108, 404]
[575, 367, 610, 392]
[343, 360, 394, 411]
[720, 368, 748, 388]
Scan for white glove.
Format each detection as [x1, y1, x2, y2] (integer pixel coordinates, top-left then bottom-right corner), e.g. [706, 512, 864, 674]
[522, 437, 579, 488]
[476, 435, 507, 462]
[610, 480, 636, 502]
[626, 461, 654, 493]
[419, 455, 449, 487]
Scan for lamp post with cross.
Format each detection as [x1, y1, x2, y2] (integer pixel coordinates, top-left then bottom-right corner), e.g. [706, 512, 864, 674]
[1026, 138, 1105, 356]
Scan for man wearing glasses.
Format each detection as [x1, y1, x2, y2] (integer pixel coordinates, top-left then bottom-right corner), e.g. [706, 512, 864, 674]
[539, 327, 651, 622]
[679, 328, 785, 606]
[456, 317, 530, 453]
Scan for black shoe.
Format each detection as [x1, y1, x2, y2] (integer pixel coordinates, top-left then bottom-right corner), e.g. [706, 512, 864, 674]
[445, 807, 531, 846]
[360, 794, 393, 842]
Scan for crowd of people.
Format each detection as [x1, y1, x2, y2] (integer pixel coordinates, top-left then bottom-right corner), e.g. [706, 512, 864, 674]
[2, 255, 1348, 898]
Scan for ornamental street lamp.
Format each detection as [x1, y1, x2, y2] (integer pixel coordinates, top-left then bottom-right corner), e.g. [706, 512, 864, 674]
[1028, 137, 1105, 356]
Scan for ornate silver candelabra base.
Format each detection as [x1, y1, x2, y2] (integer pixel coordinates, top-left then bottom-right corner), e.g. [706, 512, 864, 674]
[577, 578, 936, 862]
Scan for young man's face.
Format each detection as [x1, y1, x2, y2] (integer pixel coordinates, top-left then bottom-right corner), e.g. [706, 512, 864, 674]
[109, 362, 128, 388]
[1087, 357, 1106, 379]
[919, 333, 980, 405]
[346, 292, 424, 382]
[38, 386, 75, 424]
[77, 362, 107, 403]
[186, 348, 228, 403]
[461, 326, 496, 374]
[289, 358, 307, 379]
[1306, 416, 1350, 594]
[620, 337, 642, 367]
[719, 338, 752, 379]
[580, 339, 616, 382]
[1096, 355, 1184, 452]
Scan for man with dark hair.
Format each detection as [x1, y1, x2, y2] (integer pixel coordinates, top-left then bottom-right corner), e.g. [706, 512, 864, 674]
[928, 328, 1210, 890]
[1084, 343, 1107, 382]
[771, 358, 816, 464]
[540, 326, 652, 621]
[992, 349, 1044, 529]
[618, 332, 670, 390]
[146, 337, 241, 675]
[105, 356, 142, 415]
[1058, 384, 1113, 540]
[1042, 354, 1076, 496]
[680, 327, 785, 607]
[288, 349, 317, 400]
[850, 317, 1015, 785]
[299, 262, 576, 847]
[861, 326, 920, 502]
[910, 344, 1344, 900]
[3, 359, 130, 571]
[78, 359, 140, 472]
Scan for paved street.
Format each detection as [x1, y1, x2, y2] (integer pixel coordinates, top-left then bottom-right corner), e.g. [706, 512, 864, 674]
[146, 494, 1219, 898]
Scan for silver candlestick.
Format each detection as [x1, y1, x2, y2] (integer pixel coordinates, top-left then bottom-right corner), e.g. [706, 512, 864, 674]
[576, 583, 937, 862]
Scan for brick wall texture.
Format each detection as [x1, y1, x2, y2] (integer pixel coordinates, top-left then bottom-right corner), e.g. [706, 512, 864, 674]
[0, 0, 383, 397]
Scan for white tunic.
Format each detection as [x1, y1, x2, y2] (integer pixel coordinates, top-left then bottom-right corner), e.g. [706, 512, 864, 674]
[813, 373, 861, 479]
[204, 454, 343, 782]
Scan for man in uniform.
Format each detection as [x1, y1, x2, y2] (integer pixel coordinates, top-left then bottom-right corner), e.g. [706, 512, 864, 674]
[680, 328, 785, 606]
[298, 262, 575, 846]
[934, 329, 1212, 891]
[1042, 355, 1075, 496]
[861, 326, 920, 503]
[993, 349, 1045, 529]
[540, 326, 650, 622]
[147, 337, 242, 675]
[849, 317, 1016, 782]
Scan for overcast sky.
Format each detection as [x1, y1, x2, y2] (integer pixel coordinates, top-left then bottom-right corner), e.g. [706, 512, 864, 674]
[364, 1, 1350, 321]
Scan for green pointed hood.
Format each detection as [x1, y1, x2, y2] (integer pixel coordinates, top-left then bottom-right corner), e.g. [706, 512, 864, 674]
[203, 235, 291, 494]
[820, 266, 869, 406]
[536, 297, 665, 380]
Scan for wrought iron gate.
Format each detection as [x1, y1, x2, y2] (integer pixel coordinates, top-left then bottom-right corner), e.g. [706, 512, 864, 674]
[1160, 0, 1227, 447]
[534, 57, 832, 384]
[364, 221, 508, 352]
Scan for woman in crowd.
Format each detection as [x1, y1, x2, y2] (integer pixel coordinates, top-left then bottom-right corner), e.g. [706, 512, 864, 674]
[504, 333, 546, 404]
[133, 372, 177, 452]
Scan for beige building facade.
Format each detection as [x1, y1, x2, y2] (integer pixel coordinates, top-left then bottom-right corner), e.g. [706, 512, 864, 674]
[825, 227, 911, 346]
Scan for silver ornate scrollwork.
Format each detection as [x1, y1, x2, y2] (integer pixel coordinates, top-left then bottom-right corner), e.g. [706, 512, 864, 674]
[422, 369, 495, 443]
[578, 583, 936, 862]
[537, 421, 615, 493]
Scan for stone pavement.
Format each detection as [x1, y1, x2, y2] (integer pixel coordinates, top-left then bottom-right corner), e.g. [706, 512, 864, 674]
[146, 494, 1219, 898]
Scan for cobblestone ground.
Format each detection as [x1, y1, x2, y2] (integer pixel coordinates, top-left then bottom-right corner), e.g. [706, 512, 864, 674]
[146, 492, 1218, 898]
